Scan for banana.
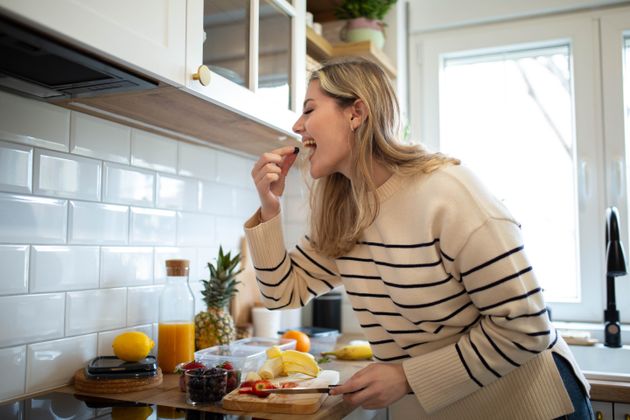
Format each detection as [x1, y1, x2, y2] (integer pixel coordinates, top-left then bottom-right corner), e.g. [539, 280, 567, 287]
[258, 356, 284, 379]
[281, 350, 320, 377]
[321, 344, 373, 360]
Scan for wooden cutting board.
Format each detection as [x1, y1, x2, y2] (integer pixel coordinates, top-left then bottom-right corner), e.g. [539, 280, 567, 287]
[222, 370, 340, 415]
[73, 368, 163, 394]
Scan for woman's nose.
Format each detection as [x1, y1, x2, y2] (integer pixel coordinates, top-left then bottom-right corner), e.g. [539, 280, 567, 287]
[292, 116, 304, 134]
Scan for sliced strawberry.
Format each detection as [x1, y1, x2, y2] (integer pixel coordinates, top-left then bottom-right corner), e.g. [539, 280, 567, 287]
[252, 380, 277, 398]
[238, 386, 254, 394]
[280, 382, 298, 389]
[239, 380, 255, 389]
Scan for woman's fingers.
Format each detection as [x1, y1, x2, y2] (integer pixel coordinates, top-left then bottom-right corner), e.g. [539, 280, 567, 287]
[251, 146, 300, 222]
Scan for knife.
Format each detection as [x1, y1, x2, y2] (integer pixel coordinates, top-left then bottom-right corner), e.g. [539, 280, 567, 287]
[261, 385, 338, 394]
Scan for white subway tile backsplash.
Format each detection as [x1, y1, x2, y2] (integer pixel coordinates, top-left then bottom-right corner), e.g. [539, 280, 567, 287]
[177, 212, 215, 246]
[69, 201, 128, 244]
[215, 150, 255, 189]
[233, 188, 260, 218]
[0, 294, 65, 347]
[284, 196, 308, 224]
[0, 245, 29, 295]
[26, 334, 97, 393]
[130, 207, 176, 245]
[215, 216, 245, 251]
[30, 246, 99, 293]
[127, 286, 162, 326]
[66, 288, 127, 335]
[0, 92, 307, 402]
[100, 247, 154, 287]
[0, 91, 70, 152]
[0, 346, 26, 401]
[156, 174, 199, 211]
[34, 149, 101, 201]
[200, 181, 235, 216]
[178, 142, 216, 180]
[103, 162, 154, 206]
[97, 325, 154, 357]
[0, 193, 67, 244]
[70, 112, 130, 163]
[0, 140, 32, 194]
[154, 247, 197, 284]
[131, 130, 177, 173]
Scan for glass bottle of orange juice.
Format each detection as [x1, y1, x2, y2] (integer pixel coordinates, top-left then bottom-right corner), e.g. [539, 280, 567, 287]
[158, 259, 195, 373]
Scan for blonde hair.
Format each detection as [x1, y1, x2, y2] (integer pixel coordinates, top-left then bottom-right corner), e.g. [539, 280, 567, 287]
[308, 57, 459, 258]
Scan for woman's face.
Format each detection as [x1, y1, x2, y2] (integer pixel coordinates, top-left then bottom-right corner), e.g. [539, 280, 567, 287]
[292, 80, 355, 179]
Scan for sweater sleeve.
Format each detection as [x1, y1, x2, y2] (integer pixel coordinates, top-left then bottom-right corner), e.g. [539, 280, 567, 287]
[243, 209, 342, 310]
[402, 217, 554, 414]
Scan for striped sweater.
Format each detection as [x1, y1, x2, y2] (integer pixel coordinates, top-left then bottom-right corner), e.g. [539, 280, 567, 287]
[244, 165, 589, 419]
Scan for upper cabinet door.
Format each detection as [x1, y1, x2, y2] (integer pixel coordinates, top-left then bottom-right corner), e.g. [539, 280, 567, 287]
[0, 0, 187, 85]
[185, 0, 305, 138]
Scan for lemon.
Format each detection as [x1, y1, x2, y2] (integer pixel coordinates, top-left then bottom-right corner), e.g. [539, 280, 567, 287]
[112, 331, 155, 362]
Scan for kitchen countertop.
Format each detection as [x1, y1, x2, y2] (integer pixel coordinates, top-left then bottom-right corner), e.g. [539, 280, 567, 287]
[56, 359, 368, 419]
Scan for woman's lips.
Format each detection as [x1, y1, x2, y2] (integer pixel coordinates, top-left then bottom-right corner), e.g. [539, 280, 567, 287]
[303, 138, 316, 147]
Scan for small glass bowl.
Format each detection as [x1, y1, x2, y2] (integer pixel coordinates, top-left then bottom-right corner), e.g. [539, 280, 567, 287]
[185, 368, 228, 405]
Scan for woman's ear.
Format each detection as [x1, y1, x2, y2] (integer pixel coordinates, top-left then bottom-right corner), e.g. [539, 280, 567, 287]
[349, 99, 367, 128]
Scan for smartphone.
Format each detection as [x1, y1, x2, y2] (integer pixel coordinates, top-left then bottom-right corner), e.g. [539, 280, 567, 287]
[87, 356, 157, 374]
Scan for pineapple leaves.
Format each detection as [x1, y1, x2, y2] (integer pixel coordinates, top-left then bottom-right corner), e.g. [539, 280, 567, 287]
[200, 246, 244, 309]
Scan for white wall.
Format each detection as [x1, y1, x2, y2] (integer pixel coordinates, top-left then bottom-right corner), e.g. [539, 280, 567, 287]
[0, 90, 304, 402]
[409, 0, 628, 32]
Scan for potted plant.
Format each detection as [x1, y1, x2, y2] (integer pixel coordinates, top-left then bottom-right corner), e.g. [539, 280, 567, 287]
[335, 0, 397, 49]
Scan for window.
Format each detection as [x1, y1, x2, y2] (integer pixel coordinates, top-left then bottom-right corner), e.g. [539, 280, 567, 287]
[410, 8, 630, 322]
[440, 45, 577, 302]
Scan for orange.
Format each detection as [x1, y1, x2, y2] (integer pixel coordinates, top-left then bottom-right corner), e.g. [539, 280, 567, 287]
[281, 330, 311, 353]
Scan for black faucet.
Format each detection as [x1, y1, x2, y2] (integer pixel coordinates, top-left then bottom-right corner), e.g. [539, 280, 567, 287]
[604, 206, 627, 348]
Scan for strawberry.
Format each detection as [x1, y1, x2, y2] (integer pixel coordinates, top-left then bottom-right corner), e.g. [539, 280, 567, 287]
[252, 380, 277, 398]
[217, 361, 234, 371]
[183, 361, 205, 370]
[238, 386, 254, 395]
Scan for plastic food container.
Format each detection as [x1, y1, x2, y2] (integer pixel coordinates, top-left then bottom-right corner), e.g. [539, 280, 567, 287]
[278, 327, 340, 356]
[194, 337, 296, 374]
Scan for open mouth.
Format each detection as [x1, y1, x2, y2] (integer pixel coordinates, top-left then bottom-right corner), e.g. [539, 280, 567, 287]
[303, 139, 316, 148]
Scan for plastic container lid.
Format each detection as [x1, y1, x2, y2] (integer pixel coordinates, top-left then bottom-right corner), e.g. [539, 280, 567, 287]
[278, 326, 339, 337]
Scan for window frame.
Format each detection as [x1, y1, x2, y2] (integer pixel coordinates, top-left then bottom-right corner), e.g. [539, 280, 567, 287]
[409, 9, 611, 321]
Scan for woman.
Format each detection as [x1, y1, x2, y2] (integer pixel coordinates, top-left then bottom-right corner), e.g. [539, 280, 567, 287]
[244, 57, 592, 419]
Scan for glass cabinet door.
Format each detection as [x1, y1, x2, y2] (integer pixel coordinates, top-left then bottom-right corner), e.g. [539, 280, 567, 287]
[258, 0, 293, 110]
[202, 0, 250, 88]
[200, 0, 297, 111]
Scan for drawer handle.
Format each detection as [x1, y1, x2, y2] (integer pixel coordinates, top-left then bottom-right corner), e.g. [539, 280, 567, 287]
[193, 65, 211, 86]
[595, 411, 603, 420]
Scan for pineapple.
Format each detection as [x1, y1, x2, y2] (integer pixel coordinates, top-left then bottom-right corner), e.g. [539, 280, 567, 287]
[195, 246, 243, 350]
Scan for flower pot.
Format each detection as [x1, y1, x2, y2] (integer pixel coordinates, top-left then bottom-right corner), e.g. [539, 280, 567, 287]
[340, 17, 385, 49]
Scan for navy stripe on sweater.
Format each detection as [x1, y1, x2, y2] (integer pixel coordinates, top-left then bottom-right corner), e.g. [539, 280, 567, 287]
[296, 244, 336, 276]
[477, 287, 542, 311]
[357, 238, 439, 248]
[467, 266, 533, 294]
[480, 319, 520, 367]
[253, 252, 287, 272]
[456, 343, 483, 387]
[461, 245, 525, 277]
[337, 255, 442, 268]
[256, 264, 293, 287]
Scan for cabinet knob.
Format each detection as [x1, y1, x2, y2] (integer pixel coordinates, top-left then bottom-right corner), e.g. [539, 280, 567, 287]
[192, 65, 211, 86]
[625, 414, 629, 420]
[595, 412, 603, 420]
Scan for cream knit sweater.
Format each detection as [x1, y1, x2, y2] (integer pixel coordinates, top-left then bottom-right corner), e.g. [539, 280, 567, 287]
[244, 165, 589, 419]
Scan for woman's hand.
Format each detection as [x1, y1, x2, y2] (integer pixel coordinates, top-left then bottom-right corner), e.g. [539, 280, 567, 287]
[329, 363, 412, 410]
[251, 146, 299, 222]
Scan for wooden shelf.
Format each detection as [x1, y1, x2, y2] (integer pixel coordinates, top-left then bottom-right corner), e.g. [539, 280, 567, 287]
[306, 26, 397, 79]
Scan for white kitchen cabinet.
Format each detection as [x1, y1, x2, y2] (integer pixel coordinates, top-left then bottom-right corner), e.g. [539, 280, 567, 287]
[0, 0, 186, 85]
[615, 402, 630, 420]
[184, 0, 306, 139]
[593, 401, 614, 419]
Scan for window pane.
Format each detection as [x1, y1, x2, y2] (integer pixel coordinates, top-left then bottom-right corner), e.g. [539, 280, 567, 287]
[259, 0, 292, 110]
[203, 0, 249, 87]
[440, 45, 578, 302]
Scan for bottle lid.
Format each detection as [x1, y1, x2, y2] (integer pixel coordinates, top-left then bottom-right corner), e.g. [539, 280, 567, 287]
[165, 259, 189, 276]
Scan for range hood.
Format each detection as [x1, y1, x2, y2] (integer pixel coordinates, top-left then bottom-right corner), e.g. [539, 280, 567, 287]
[0, 16, 157, 101]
